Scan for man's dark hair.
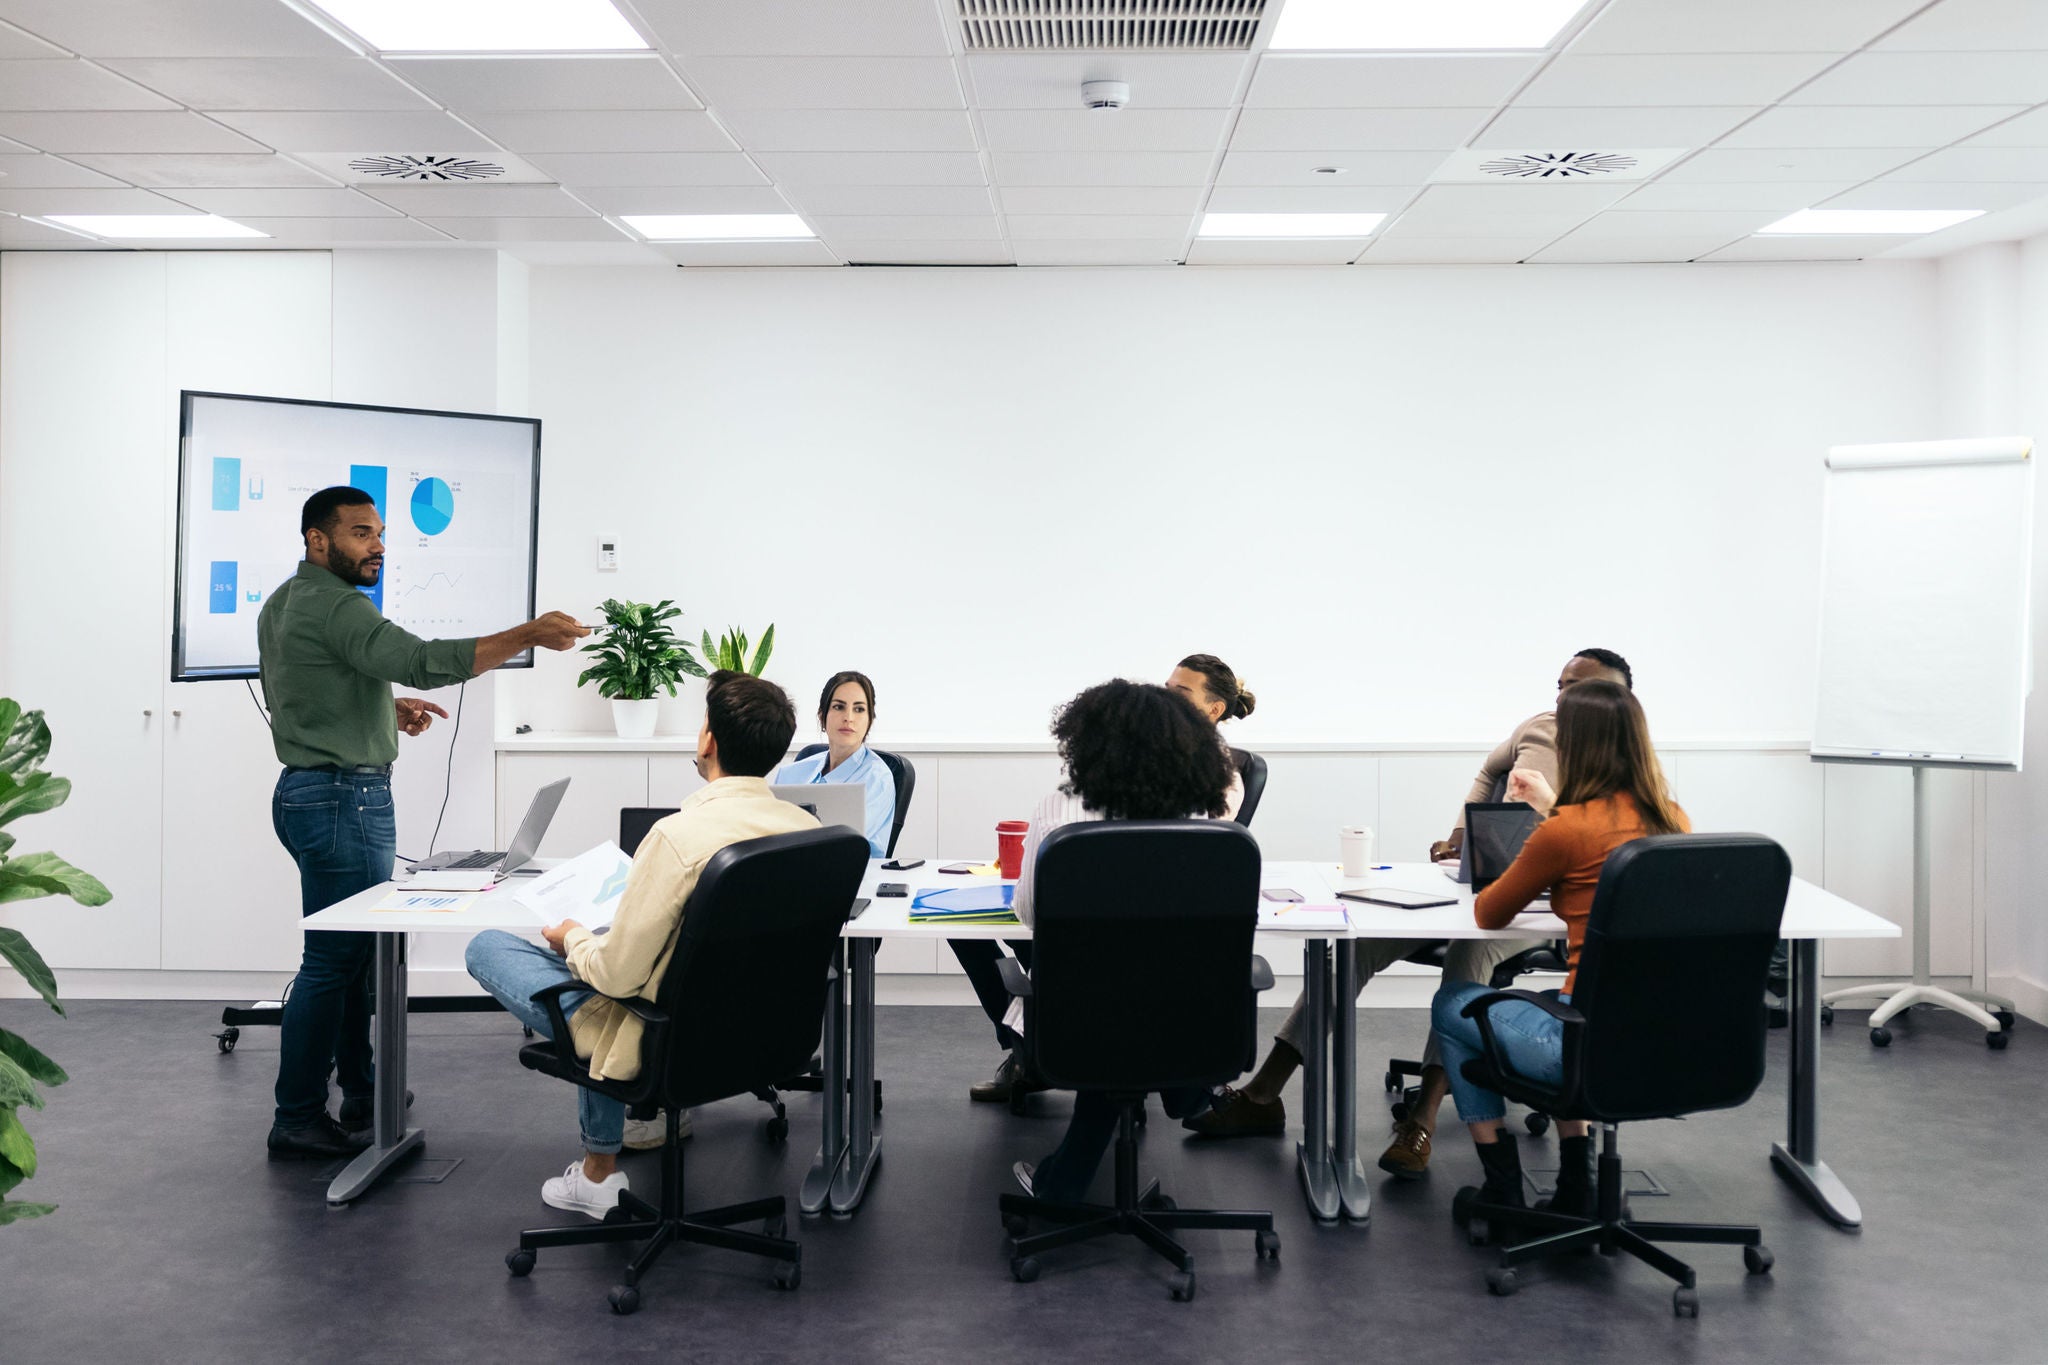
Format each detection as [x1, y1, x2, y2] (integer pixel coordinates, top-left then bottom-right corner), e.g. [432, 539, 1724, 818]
[1052, 679, 1233, 820]
[301, 486, 378, 539]
[705, 669, 798, 777]
[1574, 647, 1633, 691]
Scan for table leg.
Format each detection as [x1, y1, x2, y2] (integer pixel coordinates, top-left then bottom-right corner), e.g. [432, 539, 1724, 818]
[1770, 938, 1863, 1228]
[327, 931, 423, 1206]
[1332, 942, 1371, 1224]
[801, 942, 847, 1216]
[830, 938, 882, 1215]
[1294, 938, 1339, 1223]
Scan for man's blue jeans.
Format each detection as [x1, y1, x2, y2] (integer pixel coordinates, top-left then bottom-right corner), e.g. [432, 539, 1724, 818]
[1432, 980, 1569, 1125]
[272, 768, 394, 1128]
[465, 929, 627, 1155]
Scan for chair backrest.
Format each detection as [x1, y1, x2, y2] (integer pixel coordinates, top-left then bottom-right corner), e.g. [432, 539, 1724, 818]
[619, 806, 679, 857]
[1569, 833, 1791, 1122]
[792, 743, 917, 857]
[1227, 747, 1267, 828]
[1027, 820, 1262, 1093]
[649, 825, 870, 1109]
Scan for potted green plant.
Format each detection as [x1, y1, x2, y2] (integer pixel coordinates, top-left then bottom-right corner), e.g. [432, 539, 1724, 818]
[576, 599, 704, 739]
[0, 698, 109, 1226]
[702, 624, 775, 676]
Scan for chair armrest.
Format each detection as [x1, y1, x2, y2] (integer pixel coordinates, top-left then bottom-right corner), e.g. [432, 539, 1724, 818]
[1250, 954, 1275, 992]
[1458, 988, 1584, 1027]
[1458, 988, 1586, 1101]
[527, 979, 671, 1073]
[998, 957, 1032, 999]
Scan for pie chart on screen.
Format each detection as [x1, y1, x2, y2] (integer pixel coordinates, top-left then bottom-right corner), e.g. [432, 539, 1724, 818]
[410, 477, 454, 536]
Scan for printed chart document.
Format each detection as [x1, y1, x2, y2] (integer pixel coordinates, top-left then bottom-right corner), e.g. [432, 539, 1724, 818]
[512, 842, 632, 930]
[370, 890, 480, 914]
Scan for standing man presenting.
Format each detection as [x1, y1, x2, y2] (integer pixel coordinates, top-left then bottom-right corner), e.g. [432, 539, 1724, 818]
[260, 485, 588, 1158]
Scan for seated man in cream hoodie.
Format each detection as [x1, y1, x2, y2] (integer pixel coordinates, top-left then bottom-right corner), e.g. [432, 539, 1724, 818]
[465, 670, 817, 1218]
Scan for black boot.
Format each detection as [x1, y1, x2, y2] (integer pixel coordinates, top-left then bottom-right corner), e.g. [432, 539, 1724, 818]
[1474, 1132, 1527, 1209]
[1536, 1134, 1596, 1220]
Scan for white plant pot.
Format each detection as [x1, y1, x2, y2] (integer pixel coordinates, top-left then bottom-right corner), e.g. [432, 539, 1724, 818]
[610, 698, 659, 740]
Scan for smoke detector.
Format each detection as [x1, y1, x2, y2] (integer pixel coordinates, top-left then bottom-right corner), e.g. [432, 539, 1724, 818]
[347, 155, 507, 182]
[1428, 147, 1687, 184]
[1082, 80, 1131, 110]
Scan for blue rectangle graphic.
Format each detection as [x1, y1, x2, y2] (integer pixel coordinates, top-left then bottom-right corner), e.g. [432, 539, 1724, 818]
[348, 463, 387, 611]
[211, 457, 241, 511]
[209, 561, 238, 614]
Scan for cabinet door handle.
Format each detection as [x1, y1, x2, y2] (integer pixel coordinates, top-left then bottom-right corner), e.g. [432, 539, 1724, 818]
[171, 709, 183, 719]
[142, 709, 154, 717]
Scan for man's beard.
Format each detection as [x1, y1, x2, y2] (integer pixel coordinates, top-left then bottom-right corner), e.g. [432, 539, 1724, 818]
[331, 546, 382, 586]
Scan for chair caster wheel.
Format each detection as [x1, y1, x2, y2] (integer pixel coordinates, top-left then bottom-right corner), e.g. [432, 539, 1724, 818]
[216, 1028, 239, 1054]
[1820, 1004, 1834, 1026]
[1383, 1070, 1401, 1092]
[1169, 1270, 1196, 1302]
[772, 1260, 801, 1290]
[1744, 1245, 1774, 1275]
[1673, 1286, 1699, 1318]
[1011, 1256, 1040, 1283]
[505, 1249, 535, 1277]
[1524, 1111, 1551, 1137]
[608, 1285, 640, 1315]
[1870, 1026, 1891, 1047]
[1485, 1267, 1519, 1297]
[1467, 1218, 1493, 1247]
[1988, 1030, 2010, 1050]
[1451, 1186, 1476, 1229]
[1390, 1101, 1410, 1122]
[1994, 1009, 2016, 1031]
[764, 1115, 790, 1143]
[1255, 1229, 1280, 1261]
[1003, 1213, 1028, 1236]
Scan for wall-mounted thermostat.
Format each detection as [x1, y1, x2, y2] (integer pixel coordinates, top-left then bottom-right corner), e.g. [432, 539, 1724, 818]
[597, 536, 619, 572]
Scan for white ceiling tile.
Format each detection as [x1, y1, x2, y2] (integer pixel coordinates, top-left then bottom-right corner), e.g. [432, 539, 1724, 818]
[232, 216, 449, 242]
[1717, 104, 2023, 149]
[496, 241, 674, 266]
[1572, 0, 1927, 54]
[1881, 146, 2048, 181]
[756, 150, 984, 185]
[0, 19, 62, 57]
[0, 135, 31, 152]
[0, 215, 106, 246]
[780, 183, 996, 216]
[0, 60, 177, 111]
[1615, 179, 1858, 209]
[1656, 147, 1925, 182]
[1229, 108, 1490, 152]
[97, 58, 432, 112]
[0, 185, 196, 214]
[636, 0, 952, 57]
[1184, 238, 1364, 265]
[1526, 235, 1735, 263]
[521, 151, 767, 186]
[1787, 51, 2048, 105]
[1517, 54, 1840, 107]
[1358, 235, 1547, 263]
[1559, 209, 1783, 239]
[356, 183, 599, 215]
[1701, 233, 1919, 261]
[414, 217, 631, 242]
[682, 57, 963, 110]
[995, 150, 1216, 186]
[0, 111, 266, 153]
[0, 0, 347, 58]
[654, 239, 843, 266]
[160, 186, 400, 216]
[967, 54, 1249, 110]
[717, 109, 977, 153]
[1473, 106, 1759, 149]
[212, 109, 488, 150]
[980, 108, 1232, 153]
[1245, 55, 1539, 109]
[463, 111, 737, 155]
[808, 214, 1002, 240]
[833, 241, 1014, 264]
[1962, 106, 2048, 147]
[0, 152, 123, 187]
[571, 184, 794, 215]
[1820, 180, 2048, 210]
[66, 152, 338, 187]
[998, 185, 1204, 215]
[1203, 184, 1417, 212]
[1877, 0, 2048, 51]
[1006, 214, 1191, 239]
[294, 148, 554, 183]
[1011, 238, 1184, 265]
[1385, 181, 1631, 234]
[384, 56, 701, 111]
[1214, 149, 1445, 186]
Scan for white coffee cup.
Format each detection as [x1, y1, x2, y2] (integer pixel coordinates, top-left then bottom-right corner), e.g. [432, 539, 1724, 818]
[1340, 826, 1375, 878]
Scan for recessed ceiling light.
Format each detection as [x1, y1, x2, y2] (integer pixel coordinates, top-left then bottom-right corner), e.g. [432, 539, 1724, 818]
[1199, 212, 1386, 238]
[621, 214, 814, 242]
[1270, 0, 1587, 51]
[43, 214, 268, 239]
[1757, 209, 1985, 235]
[307, 0, 647, 52]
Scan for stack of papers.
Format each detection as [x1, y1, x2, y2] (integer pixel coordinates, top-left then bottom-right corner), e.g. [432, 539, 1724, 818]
[908, 885, 1018, 925]
[1256, 901, 1349, 931]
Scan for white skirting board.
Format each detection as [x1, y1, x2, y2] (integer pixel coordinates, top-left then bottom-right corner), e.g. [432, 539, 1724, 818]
[1992, 973, 2048, 1025]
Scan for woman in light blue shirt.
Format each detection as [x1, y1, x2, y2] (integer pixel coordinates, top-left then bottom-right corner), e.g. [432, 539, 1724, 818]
[778, 670, 896, 858]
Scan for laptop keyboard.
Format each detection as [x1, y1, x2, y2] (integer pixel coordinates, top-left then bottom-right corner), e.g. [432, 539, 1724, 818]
[442, 851, 504, 869]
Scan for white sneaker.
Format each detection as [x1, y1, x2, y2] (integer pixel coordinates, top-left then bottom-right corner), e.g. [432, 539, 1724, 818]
[541, 1160, 630, 1220]
[622, 1109, 691, 1150]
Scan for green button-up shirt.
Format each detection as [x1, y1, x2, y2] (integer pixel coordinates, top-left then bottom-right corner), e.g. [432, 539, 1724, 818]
[257, 561, 477, 769]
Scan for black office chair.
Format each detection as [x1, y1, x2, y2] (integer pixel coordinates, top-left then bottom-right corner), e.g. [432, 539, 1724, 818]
[793, 742, 916, 858]
[996, 821, 1279, 1301]
[503, 826, 870, 1314]
[1448, 834, 1790, 1318]
[1227, 746, 1267, 828]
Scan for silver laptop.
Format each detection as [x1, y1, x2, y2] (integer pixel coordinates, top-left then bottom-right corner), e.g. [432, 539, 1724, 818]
[411, 777, 569, 877]
[770, 782, 866, 838]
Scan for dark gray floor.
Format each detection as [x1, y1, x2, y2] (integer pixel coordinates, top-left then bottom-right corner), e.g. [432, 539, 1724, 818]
[0, 999, 2040, 1364]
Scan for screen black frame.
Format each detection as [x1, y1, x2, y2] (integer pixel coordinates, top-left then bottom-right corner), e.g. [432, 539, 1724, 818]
[171, 389, 542, 683]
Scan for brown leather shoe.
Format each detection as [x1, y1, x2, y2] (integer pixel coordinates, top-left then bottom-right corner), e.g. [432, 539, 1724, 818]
[969, 1052, 1047, 1103]
[1377, 1118, 1432, 1179]
[1180, 1086, 1285, 1138]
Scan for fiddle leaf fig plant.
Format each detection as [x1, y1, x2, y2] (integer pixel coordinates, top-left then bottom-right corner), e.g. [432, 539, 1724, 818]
[576, 599, 705, 701]
[702, 624, 775, 677]
[0, 697, 110, 1226]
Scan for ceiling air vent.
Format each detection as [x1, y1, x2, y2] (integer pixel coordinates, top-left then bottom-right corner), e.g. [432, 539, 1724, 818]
[1479, 151, 1638, 179]
[1428, 147, 1687, 184]
[959, 0, 1266, 52]
[347, 155, 507, 182]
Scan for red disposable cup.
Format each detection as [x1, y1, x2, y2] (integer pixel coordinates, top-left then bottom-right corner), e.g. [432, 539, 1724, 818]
[996, 820, 1029, 880]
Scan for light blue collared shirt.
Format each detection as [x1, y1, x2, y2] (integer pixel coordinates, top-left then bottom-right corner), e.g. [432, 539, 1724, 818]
[778, 745, 896, 858]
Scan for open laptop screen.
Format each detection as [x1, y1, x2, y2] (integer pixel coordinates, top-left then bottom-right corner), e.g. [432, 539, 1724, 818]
[1463, 801, 1543, 892]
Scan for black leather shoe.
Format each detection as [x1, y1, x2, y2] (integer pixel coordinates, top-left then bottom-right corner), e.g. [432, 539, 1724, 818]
[970, 1052, 1047, 1103]
[268, 1115, 374, 1159]
[338, 1089, 413, 1132]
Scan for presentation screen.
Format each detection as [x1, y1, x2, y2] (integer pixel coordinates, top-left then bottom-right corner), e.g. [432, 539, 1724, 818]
[172, 391, 540, 682]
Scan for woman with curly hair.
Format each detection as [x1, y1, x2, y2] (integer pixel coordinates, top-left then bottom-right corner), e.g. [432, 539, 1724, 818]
[1009, 678, 1235, 1203]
